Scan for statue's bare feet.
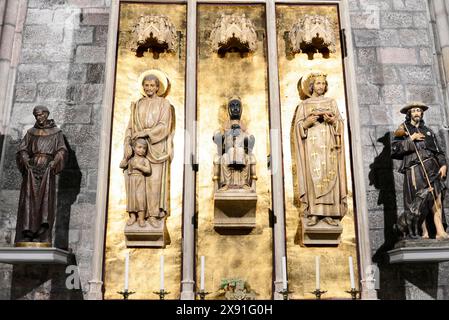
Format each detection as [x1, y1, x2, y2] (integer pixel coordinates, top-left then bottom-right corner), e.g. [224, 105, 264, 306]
[436, 232, 449, 240]
[307, 216, 319, 226]
[136, 212, 147, 227]
[242, 184, 251, 191]
[422, 233, 429, 239]
[138, 218, 147, 227]
[149, 217, 160, 228]
[127, 214, 137, 226]
[323, 217, 339, 226]
[218, 185, 229, 192]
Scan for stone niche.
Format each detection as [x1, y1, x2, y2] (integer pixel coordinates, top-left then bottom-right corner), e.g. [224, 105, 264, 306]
[124, 219, 169, 248]
[300, 217, 343, 246]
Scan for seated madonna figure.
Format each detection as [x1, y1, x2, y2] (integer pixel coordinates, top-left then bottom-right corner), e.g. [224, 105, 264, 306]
[213, 97, 257, 192]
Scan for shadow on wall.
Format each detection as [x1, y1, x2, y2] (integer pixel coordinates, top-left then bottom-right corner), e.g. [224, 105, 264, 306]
[369, 132, 441, 300]
[10, 255, 83, 300]
[368, 131, 405, 299]
[54, 137, 81, 250]
[0, 134, 4, 165]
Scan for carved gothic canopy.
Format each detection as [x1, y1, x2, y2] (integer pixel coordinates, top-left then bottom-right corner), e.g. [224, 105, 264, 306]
[289, 14, 337, 60]
[209, 13, 258, 57]
[130, 15, 177, 58]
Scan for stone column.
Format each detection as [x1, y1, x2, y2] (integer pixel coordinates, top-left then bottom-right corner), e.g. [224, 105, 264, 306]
[433, 0, 449, 88]
[0, 0, 27, 176]
[0, 0, 27, 130]
[339, 0, 378, 300]
[429, 0, 449, 164]
[0, 0, 7, 42]
[180, 0, 196, 301]
[87, 0, 120, 300]
[266, 0, 287, 301]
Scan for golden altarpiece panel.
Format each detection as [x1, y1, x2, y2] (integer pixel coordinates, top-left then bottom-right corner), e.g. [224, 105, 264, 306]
[277, 4, 359, 299]
[103, 2, 186, 299]
[195, 3, 273, 300]
[101, 0, 361, 300]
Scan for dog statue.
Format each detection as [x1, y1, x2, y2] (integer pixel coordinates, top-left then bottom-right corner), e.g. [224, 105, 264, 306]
[394, 189, 430, 239]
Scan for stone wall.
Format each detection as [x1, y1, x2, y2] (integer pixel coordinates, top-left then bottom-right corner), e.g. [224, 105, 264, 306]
[350, 0, 449, 299]
[0, 0, 110, 299]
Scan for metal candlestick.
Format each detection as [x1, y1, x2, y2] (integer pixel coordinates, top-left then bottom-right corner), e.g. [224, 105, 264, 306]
[117, 290, 135, 300]
[153, 289, 170, 300]
[196, 290, 211, 300]
[310, 289, 327, 300]
[278, 289, 293, 300]
[345, 288, 360, 300]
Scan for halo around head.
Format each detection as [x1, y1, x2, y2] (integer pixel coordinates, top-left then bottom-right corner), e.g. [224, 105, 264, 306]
[228, 95, 242, 103]
[297, 71, 328, 100]
[138, 69, 170, 97]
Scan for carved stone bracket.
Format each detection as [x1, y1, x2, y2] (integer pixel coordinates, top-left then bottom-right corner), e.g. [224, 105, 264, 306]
[301, 217, 343, 246]
[214, 191, 257, 230]
[130, 15, 177, 58]
[288, 14, 337, 60]
[388, 239, 449, 263]
[124, 219, 169, 248]
[209, 13, 258, 57]
[0, 247, 71, 264]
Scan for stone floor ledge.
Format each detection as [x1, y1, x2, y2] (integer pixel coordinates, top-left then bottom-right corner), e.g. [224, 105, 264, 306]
[0, 247, 72, 265]
[388, 240, 449, 263]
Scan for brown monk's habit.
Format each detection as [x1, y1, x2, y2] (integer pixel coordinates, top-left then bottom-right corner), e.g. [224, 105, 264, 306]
[15, 120, 67, 243]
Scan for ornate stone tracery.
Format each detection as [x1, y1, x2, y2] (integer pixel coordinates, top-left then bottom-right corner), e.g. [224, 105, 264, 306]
[209, 13, 258, 57]
[130, 15, 177, 58]
[288, 14, 337, 60]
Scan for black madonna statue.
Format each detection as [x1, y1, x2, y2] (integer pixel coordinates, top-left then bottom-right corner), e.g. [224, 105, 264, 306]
[213, 97, 257, 192]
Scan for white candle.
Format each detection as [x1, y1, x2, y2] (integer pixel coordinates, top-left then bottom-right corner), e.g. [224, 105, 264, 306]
[200, 256, 205, 291]
[282, 256, 287, 290]
[315, 256, 320, 290]
[160, 255, 164, 290]
[124, 252, 129, 291]
[349, 256, 355, 289]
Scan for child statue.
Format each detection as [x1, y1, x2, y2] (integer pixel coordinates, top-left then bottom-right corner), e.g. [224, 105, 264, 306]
[125, 138, 152, 227]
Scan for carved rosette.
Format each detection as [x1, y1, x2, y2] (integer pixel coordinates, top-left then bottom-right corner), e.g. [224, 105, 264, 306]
[130, 15, 177, 58]
[289, 14, 337, 60]
[209, 13, 258, 57]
